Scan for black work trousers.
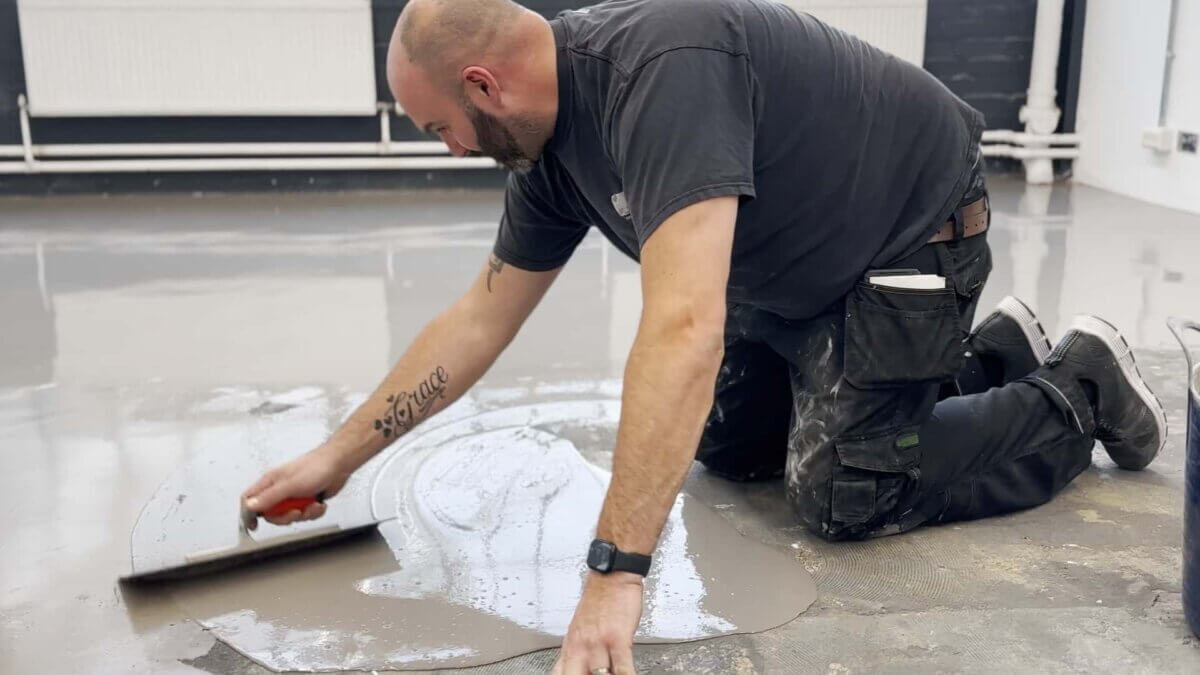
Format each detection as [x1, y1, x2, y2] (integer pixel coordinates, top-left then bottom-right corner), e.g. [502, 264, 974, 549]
[696, 229, 1095, 540]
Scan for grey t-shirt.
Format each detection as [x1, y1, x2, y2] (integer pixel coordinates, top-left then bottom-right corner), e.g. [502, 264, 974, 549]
[494, 0, 985, 319]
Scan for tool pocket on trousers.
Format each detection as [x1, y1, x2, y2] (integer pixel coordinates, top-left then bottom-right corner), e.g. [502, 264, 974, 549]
[937, 226, 993, 300]
[830, 429, 920, 526]
[844, 282, 965, 388]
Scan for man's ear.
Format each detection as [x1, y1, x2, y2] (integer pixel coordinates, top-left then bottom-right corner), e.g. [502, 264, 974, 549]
[461, 65, 502, 109]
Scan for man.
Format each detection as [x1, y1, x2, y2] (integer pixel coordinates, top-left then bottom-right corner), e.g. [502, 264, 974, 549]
[242, 0, 1168, 672]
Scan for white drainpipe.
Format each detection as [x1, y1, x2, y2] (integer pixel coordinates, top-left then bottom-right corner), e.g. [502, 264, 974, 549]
[1017, 0, 1067, 184]
[977, 0, 1079, 178]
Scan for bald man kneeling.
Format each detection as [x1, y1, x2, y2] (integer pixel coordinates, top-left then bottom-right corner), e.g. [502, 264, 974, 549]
[242, 1, 1167, 673]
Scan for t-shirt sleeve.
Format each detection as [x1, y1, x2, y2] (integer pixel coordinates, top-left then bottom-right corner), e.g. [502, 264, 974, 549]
[610, 49, 758, 247]
[493, 165, 590, 272]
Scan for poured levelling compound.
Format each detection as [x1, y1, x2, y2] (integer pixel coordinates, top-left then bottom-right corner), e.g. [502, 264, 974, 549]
[129, 399, 817, 671]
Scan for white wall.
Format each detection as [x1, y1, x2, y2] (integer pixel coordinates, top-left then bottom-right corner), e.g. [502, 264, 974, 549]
[18, 0, 378, 116]
[1074, 0, 1200, 215]
[782, 0, 928, 65]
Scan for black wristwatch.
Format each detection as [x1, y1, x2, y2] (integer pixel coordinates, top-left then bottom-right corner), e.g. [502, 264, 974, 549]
[586, 538, 652, 576]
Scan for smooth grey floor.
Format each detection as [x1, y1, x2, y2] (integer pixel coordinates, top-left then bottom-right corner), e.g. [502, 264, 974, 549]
[2, 176, 1200, 674]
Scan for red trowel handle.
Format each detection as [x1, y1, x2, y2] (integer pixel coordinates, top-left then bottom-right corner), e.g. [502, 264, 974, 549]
[260, 491, 326, 517]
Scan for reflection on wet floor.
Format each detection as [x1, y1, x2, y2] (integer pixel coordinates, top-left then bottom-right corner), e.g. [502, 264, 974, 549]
[2, 177, 1200, 672]
[123, 398, 813, 671]
[978, 181, 1200, 349]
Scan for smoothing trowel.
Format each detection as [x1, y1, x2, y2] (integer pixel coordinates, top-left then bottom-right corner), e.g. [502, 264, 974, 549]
[120, 494, 387, 583]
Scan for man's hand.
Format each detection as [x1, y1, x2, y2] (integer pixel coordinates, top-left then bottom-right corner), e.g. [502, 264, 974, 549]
[552, 572, 643, 675]
[241, 445, 352, 529]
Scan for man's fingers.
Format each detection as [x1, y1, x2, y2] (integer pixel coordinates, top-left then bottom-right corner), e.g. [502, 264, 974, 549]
[611, 643, 636, 675]
[245, 479, 298, 515]
[301, 502, 326, 520]
[242, 473, 275, 501]
[263, 508, 302, 525]
[584, 646, 612, 675]
[556, 642, 598, 675]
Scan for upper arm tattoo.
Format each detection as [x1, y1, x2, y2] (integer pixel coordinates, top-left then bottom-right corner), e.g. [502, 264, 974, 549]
[486, 253, 505, 293]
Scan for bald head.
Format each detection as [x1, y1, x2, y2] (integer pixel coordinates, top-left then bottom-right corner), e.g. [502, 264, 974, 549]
[393, 0, 526, 87]
[386, 0, 559, 172]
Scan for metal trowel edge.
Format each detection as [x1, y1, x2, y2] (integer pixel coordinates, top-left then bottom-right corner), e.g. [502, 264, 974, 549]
[120, 501, 390, 583]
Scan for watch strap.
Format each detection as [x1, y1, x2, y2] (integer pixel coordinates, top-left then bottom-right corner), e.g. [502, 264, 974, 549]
[611, 548, 652, 576]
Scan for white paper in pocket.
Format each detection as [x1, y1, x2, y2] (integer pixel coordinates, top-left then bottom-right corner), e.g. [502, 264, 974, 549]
[867, 274, 947, 290]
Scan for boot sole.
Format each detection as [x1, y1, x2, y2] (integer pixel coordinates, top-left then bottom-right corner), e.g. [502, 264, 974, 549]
[997, 296, 1053, 365]
[1069, 315, 1168, 462]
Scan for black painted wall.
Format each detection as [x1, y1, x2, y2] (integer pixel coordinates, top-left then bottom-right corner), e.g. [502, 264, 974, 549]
[0, 0, 1080, 195]
[0, 0, 26, 146]
[925, 0, 1085, 175]
[925, 0, 1037, 132]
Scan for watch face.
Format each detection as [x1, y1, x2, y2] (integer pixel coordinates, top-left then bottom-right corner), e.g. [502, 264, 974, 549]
[587, 539, 615, 573]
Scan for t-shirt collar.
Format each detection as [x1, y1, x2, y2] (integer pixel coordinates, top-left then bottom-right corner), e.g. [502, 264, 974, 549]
[547, 18, 574, 154]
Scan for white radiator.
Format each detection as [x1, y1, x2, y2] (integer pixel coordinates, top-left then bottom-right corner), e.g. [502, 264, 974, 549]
[782, 0, 928, 65]
[17, 0, 378, 117]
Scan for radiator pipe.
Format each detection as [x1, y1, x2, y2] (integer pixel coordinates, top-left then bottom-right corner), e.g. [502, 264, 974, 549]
[0, 141, 450, 159]
[980, 145, 1080, 159]
[1, 96, 496, 173]
[0, 156, 497, 174]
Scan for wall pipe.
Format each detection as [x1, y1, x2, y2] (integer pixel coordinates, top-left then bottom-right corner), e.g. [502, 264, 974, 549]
[0, 146, 1079, 172]
[0, 156, 497, 174]
[4, 97, 1074, 175]
[378, 102, 393, 152]
[17, 95, 34, 170]
[980, 130, 1079, 145]
[1019, 0, 1068, 184]
[981, 145, 1079, 159]
[2, 95, 496, 174]
[1, 134, 1080, 160]
[0, 141, 450, 159]
[1159, 0, 1180, 126]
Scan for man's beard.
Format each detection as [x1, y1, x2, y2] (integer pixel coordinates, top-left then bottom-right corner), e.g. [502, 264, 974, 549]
[464, 102, 538, 174]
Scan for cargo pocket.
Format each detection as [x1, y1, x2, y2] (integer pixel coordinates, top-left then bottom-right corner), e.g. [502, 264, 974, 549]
[829, 429, 921, 529]
[938, 228, 993, 298]
[936, 234, 993, 318]
[844, 280, 966, 389]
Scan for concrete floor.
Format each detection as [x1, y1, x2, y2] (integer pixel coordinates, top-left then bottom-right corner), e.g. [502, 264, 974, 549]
[2, 176, 1200, 673]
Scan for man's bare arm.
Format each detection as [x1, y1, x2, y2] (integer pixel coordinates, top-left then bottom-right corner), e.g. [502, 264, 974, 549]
[595, 196, 735, 553]
[243, 252, 560, 519]
[329, 252, 556, 468]
[554, 197, 735, 674]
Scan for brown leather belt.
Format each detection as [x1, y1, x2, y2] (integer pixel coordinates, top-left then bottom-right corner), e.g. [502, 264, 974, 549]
[927, 196, 989, 243]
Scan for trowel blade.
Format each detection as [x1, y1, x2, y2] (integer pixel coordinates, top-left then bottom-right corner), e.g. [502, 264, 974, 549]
[119, 519, 388, 583]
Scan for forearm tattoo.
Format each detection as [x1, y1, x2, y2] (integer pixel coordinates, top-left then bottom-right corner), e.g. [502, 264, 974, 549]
[374, 367, 449, 438]
[486, 253, 505, 293]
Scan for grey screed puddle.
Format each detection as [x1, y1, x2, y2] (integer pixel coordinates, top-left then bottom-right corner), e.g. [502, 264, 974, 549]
[128, 399, 816, 671]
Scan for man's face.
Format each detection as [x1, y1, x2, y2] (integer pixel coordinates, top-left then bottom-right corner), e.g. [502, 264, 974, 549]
[394, 63, 539, 173]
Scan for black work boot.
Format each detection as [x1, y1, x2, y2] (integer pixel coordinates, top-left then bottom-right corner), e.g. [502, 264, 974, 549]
[961, 296, 1053, 392]
[1042, 315, 1167, 470]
